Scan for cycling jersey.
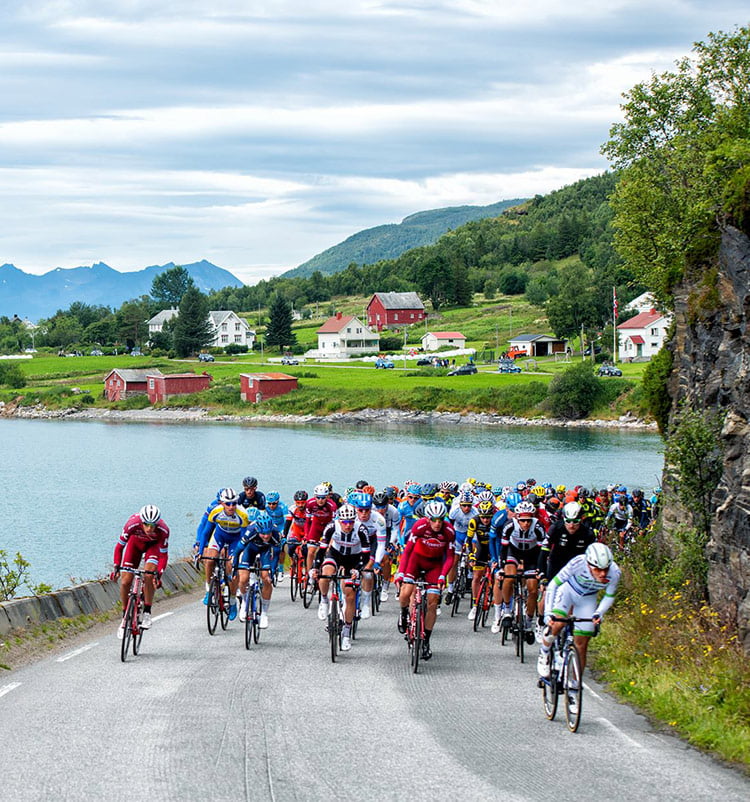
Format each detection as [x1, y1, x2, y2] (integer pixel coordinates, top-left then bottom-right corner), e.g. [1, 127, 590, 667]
[202, 504, 250, 551]
[448, 501, 476, 545]
[356, 510, 387, 563]
[234, 522, 282, 571]
[539, 519, 595, 579]
[286, 502, 307, 539]
[239, 489, 266, 510]
[265, 500, 289, 533]
[397, 497, 424, 542]
[375, 504, 402, 544]
[304, 497, 338, 542]
[317, 520, 371, 560]
[605, 502, 633, 531]
[115, 514, 170, 573]
[488, 508, 509, 563]
[500, 518, 545, 567]
[399, 518, 456, 584]
[466, 516, 492, 568]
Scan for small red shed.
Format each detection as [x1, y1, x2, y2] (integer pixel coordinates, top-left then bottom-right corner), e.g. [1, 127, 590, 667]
[147, 372, 212, 403]
[104, 368, 163, 402]
[240, 373, 298, 403]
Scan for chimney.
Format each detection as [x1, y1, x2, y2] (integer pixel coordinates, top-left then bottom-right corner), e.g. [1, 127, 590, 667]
[336, 311, 342, 319]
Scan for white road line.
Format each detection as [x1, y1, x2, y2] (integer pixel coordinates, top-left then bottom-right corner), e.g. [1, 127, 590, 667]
[584, 682, 603, 700]
[0, 682, 21, 698]
[57, 643, 99, 662]
[152, 612, 174, 622]
[597, 717, 644, 748]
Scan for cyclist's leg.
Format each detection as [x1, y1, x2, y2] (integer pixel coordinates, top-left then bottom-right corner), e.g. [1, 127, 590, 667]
[119, 539, 146, 610]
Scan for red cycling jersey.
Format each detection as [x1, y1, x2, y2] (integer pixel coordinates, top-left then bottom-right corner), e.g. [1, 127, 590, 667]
[400, 517, 456, 585]
[114, 514, 170, 573]
[303, 497, 338, 542]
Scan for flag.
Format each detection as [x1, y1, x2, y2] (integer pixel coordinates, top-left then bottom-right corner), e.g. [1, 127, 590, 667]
[613, 287, 618, 319]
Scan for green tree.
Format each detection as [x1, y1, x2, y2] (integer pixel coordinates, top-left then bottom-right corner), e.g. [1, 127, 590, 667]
[265, 293, 296, 351]
[172, 286, 213, 357]
[0, 362, 26, 388]
[602, 25, 750, 305]
[547, 362, 602, 420]
[545, 263, 601, 339]
[115, 297, 152, 349]
[151, 265, 195, 308]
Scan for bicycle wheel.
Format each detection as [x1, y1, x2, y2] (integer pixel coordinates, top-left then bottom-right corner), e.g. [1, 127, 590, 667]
[252, 586, 261, 644]
[473, 579, 487, 632]
[450, 572, 465, 617]
[132, 596, 144, 655]
[329, 596, 339, 663]
[480, 582, 492, 627]
[302, 574, 317, 609]
[290, 555, 299, 602]
[564, 644, 583, 732]
[206, 577, 220, 635]
[411, 601, 423, 674]
[244, 588, 253, 649]
[120, 596, 135, 662]
[219, 581, 230, 630]
[514, 594, 524, 659]
[542, 646, 559, 720]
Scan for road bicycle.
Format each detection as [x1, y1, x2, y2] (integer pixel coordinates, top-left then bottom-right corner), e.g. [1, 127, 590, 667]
[302, 547, 321, 609]
[372, 570, 383, 615]
[288, 542, 306, 602]
[472, 565, 493, 632]
[243, 556, 262, 649]
[119, 567, 156, 662]
[325, 569, 346, 663]
[502, 568, 537, 662]
[201, 553, 232, 635]
[539, 616, 595, 733]
[406, 574, 429, 674]
[450, 545, 470, 617]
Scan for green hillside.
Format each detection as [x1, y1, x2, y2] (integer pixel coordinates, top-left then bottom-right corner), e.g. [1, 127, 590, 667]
[283, 199, 527, 278]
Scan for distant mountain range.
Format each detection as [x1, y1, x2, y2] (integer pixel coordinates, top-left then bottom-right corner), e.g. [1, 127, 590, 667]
[283, 198, 527, 279]
[0, 260, 243, 321]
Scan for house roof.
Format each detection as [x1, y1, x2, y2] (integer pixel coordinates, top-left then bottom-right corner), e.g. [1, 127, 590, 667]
[105, 368, 163, 383]
[208, 310, 245, 327]
[509, 333, 544, 343]
[370, 292, 425, 310]
[153, 372, 211, 382]
[316, 315, 355, 333]
[147, 309, 179, 326]
[241, 373, 297, 381]
[628, 335, 645, 345]
[617, 309, 669, 329]
[423, 331, 466, 340]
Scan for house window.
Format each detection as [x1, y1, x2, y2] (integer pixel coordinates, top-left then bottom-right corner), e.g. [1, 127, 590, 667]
[221, 334, 229, 343]
[394, 313, 399, 321]
[346, 327, 351, 333]
[650, 327, 658, 336]
[235, 335, 242, 343]
[235, 322, 241, 331]
[410, 314, 414, 319]
[149, 379, 154, 389]
[221, 323, 227, 331]
[651, 342, 658, 348]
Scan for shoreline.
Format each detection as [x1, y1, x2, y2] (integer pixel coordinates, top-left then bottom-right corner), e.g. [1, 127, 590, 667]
[2, 402, 658, 431]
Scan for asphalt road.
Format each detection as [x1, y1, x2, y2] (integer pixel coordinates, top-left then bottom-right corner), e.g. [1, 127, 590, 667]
[1, 586, 747, 802]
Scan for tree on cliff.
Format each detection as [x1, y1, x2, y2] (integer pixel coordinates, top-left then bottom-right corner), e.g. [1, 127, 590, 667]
[602, 25, 750, 305]
[151, 265, 195, 308]
[264, 293, 296, 351]
[172, 286, 213, 357]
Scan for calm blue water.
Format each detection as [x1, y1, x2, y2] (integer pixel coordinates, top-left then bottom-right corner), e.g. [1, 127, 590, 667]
[0, 418, 663, 588]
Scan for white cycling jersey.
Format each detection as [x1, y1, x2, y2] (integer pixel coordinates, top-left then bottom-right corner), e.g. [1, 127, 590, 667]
[356, 510, 387, 563]
[546, 553, 621, 623]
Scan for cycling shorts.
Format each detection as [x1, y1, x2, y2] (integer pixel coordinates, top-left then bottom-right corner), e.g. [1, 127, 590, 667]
[208, 530, 242, 553]
[504, 543, 541, 570]
[550, 582, 599, 636]
[121, 538, 162, 569]
[236, 543, 275, 572]
[321, 549, 362, 586]
[400, 554, 444, 589]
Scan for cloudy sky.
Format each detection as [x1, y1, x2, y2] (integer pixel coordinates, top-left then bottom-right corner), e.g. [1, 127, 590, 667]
[1, 2, 747, 284]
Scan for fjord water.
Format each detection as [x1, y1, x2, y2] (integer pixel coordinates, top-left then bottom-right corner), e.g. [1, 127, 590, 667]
[1, 418, 662, 588]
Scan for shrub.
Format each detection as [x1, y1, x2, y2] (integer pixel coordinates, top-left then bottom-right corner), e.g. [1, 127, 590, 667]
[224, 343, 248, 355]
[642, 345, 673, 435]
[547, 362, 602, 419]
[0, 362, 27, 388]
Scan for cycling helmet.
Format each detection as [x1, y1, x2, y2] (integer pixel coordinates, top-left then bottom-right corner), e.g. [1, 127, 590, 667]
[421, 482, 438, 499]
[294, 489, 308, 502]
[632, 488, 643, 498]
[351, 492, 372, 509]
[355, 480, 369, 489]
[606, 484, 615, 492]
[477, 500, 495, 516]
[578, 487, 589, 499]
[362, 484, 376, 496]
[542, 482, 553, 490]
[424, 500, 447, 519]
[385, 486, 398, 501]
[242, 476, 258, 488]
[653, 486, 662, 495]
[532, 485, 545, 498]
[372, 491, 388, 507]
[614, 493, 626, 503]
[266, 491, 280, 504]
[254, 511, 273, 534]
[505, 492, 522, 510]
[139, 504, 161, 525]
[466, 477, 477, 486]
[459, 482, 473, 494]
[515, 481, 526, 492]
[526, 477, 536, 487]
[526, 493, 540, 507]
[491, 485, 504, 497]
[515, 500, 536, 517]
[405, 484, 422, 497]
[617, 485, 627, 494]
[322, 481, 333, 492]
[556, 484, 567, 494]
[337, 504, 357, 522]
[546, 497, 562, 512]
[476, 489, 494, 505]
[439, 481, 453, 493]
[563, 501, 582, 522]
[219, 488, 239, 504]
[585, 542, 613, 569]
[458, 491, 474, 505]
[313, 483, 328, 498]
[448, 482, 459, 494]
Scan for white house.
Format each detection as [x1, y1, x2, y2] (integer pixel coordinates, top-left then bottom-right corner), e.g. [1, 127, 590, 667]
[507, 333, 567, 357]
[617, 308, 672, 360]
[624, 292, 658, 314]
[147, 308, 255, 348]
[421, 331, 467, 352]
[314, 313, 379, 359]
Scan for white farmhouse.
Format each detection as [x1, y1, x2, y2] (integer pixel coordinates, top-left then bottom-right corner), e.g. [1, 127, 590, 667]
[617, 308, 672, 361]
[147, 308, 179, 335]
[147, 308, 255, 348]
[421, 331, 467, 352]
[314, 313, 379, 359]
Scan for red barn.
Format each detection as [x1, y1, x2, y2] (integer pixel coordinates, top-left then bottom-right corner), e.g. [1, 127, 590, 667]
[104, 368, 163, 402]
[240, 373, 298, 403]
[147, 372, 212, 403]
[366, 292, 425, 331]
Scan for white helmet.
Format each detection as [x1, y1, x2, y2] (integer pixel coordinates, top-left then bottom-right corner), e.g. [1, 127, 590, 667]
[219, 487, 239, 504]
[337, 504, 357, 522]
[139, 504, 161, 525]
[424, 500, 447, 519]
[585, 542, 613, 569]
[313, 483, 329, 498]
[515, 500, 536, 517]
[563, 501, 582, 522]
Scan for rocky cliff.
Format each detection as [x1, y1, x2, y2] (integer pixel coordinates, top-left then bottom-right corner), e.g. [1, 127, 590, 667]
[667, 224, 750, 650]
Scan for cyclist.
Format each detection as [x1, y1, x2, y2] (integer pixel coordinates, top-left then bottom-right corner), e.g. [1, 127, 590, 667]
[238, 476, 266, 510]
[315, 504, 371, 652]
[234, 510, 281, 628]
[373, 490, 401, 602]
[323, 481, 344, 508]
[605, 493, 634, 549]
[445, 489, 476, 604]
[283, 490, 308, 580]
[200, 487, 250, 621]
[350, 492, 386, 618]
[264, 491, 289, 581]
[466, 499, 495, 621]
[630, 488, 652, 529]
[537, 542, 621, 678]
[112, 504, 169, 639]
[397, 484, 423, 543]
[303, 483, 338, 577]
[395, 499, 455, 661]
[498, 500, 545, 631]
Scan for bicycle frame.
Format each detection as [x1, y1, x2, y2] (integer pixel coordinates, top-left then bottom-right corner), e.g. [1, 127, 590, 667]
[407, 576, 429, 674]
[119, 567, 156, 663]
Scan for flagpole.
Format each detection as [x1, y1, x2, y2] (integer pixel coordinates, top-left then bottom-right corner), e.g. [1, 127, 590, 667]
[613, 286, 618, 363]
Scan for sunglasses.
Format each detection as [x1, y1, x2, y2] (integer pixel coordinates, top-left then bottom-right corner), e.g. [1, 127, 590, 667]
[224, 502, 237, 508]
[564, 518, 581, 524]
[430, 517, 444, 522]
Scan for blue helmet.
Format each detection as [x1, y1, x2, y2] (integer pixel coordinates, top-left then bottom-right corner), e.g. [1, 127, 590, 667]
[351, 492, 372, 510]
[266, 491, 280, 503]
[254, 511, 274, 533]
[506, 492, 523, 510]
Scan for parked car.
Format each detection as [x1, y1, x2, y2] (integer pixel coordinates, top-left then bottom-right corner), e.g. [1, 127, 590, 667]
[416, 357, 433, 366]
[374, 357, 394, 369]
[130, 348, 142, 356]
[281, 355, 299, 365]
[597, 364, 623, 377]
[496, 359, 521, 374]
[90, 349, 103, 356]
[584, 344, 602, 355]
[505, 347, 527, 359]
[198, 352, 215, 362]
[447, 363, 477, 376]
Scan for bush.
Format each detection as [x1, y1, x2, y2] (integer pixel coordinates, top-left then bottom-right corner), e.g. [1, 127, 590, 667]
[379, 335, 403, 352]
[547, 362, 602, 419]
[642, 345, 673, 435]
[0, 362, 27, 388]
[224, 343, 248, 355]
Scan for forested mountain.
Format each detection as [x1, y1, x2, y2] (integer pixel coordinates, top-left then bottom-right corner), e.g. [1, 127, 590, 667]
[284, 199, 527, 278]
[208, 171, 641, 338]
[1, 260, 242, 321]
